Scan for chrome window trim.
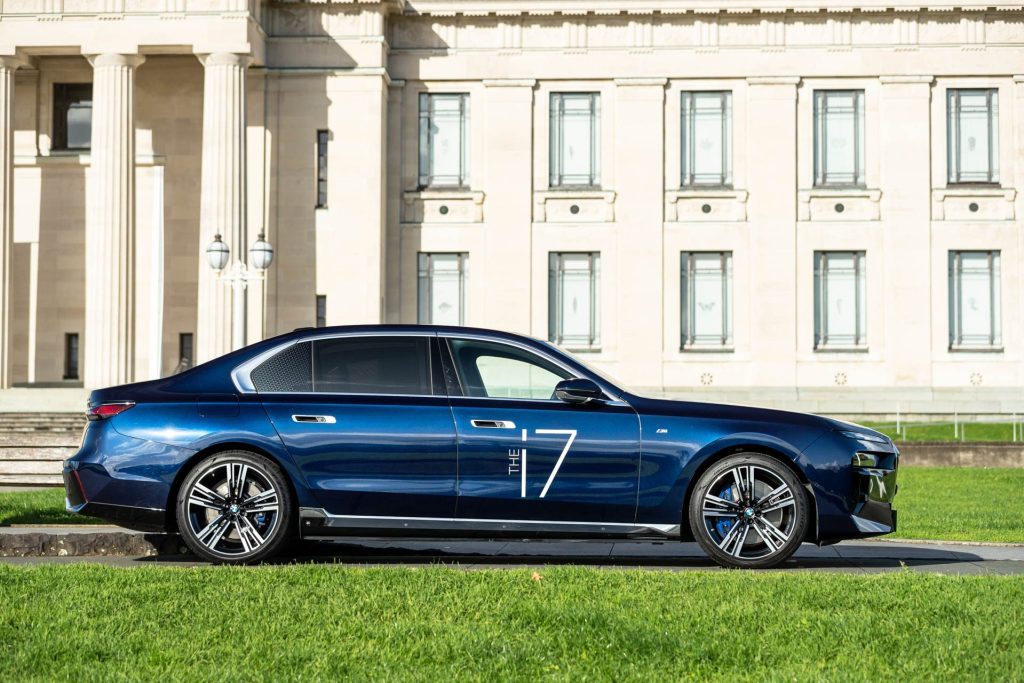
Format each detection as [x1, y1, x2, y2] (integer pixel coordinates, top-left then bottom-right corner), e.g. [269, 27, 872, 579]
[438, 331, 627, 405]
[233, 329, 629, 406]
[299, 507, 679, 537]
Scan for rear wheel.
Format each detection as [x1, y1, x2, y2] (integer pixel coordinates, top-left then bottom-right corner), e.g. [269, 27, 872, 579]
[176, 451, 294, 564]
[688, 453, 808, 569]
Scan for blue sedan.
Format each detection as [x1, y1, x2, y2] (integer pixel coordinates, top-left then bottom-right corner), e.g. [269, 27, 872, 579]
[63, 325, 897, 568]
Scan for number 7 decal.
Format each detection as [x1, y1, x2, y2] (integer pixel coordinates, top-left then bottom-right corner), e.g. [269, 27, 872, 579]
[517, 428, 577, 498]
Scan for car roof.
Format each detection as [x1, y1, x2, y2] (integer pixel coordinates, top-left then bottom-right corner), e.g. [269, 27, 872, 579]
[287, 324, 542, 343]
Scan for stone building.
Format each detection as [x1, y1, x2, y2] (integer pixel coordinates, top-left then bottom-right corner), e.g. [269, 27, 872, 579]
[0, 0, 1022, 414]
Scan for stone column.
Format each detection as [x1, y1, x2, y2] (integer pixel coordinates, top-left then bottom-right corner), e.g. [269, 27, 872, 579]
[196, 52, 250, 363]
[0, 57, 21, 389]
[84, 53, 144, 389]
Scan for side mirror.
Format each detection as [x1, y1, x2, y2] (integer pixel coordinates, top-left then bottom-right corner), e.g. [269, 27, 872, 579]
[555, 378, 603, 405]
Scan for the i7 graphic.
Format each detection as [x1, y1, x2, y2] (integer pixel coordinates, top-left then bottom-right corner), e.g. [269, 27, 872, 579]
[63, 325, 898, 568]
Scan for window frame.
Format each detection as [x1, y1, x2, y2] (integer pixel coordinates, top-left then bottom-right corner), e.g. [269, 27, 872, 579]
[680, 251, 733, 351]
[813, 251, 868, 351]
[52, 83, 93, 152]
[418, 92, 471, 189]
[548, 252, 601, 351]
[442, 337, 572, 402]
[680, 91, 733, 189]
[178, 333, 194, 370]
[417, 252, 468, 326]
[813, 90, 866, 188]
[549, 92, 601, 189]
[946, 88, 1000, 186]
[948, 250, 1002, 351]
[315, 295, 327, 328]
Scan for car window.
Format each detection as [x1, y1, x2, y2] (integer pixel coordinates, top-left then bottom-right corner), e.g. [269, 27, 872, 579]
[251, 342, 313, 393]
[313, 336, 431, 395]
[447, 339, 570, 399]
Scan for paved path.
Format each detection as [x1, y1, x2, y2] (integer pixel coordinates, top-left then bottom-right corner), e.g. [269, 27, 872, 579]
[2, 529, 1023, 574]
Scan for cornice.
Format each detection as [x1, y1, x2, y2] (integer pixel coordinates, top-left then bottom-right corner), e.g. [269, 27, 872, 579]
[399, 0, 1024, 16]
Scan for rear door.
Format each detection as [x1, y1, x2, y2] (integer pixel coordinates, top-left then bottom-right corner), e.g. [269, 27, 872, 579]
[442, 336, 641, 525]
[257, 334, 458, 518]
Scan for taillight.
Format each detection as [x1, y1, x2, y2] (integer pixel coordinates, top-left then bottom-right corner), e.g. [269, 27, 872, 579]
[87, 402, 135, 421]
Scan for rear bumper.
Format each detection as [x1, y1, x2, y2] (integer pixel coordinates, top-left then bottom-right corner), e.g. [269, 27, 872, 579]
[62, 466, 168, 532]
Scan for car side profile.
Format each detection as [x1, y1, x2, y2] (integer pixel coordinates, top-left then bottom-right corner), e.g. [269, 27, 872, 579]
[64, 325, 898, 568]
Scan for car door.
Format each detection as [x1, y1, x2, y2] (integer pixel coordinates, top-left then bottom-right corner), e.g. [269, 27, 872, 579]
[442, 336, 641, 525]
[258, 333, 458, 519]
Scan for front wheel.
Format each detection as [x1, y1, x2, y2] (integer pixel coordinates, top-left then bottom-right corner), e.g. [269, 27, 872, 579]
[688, 453, 808, 569]
[176, 451, 294, 564]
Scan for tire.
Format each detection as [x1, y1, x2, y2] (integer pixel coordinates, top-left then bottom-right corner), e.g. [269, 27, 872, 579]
[688, 453, 808, 569]
[175, 450, 294, 564]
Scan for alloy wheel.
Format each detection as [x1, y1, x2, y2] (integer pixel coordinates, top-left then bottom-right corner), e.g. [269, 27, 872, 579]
[184, 461, 281, 558]
[700, 464, 798, 560]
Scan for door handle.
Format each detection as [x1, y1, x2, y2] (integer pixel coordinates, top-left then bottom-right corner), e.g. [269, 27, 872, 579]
[292, 415, 337, 424]
[470, 419, 517, 429]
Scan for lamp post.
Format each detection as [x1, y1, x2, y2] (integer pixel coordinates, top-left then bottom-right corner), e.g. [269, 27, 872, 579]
[205, 232, 274, 351]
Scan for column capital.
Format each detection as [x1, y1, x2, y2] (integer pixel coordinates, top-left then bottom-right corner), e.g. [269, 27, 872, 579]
[86, 53, 146, 69]
[0, 55, 28, 71]
[197, 52, 253, 69]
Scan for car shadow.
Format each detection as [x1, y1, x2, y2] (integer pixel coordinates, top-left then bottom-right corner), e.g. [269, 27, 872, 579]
[136, 538, 992, 572]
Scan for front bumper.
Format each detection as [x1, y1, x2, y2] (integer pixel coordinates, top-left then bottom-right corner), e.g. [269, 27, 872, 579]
[850, 465, 898, 535]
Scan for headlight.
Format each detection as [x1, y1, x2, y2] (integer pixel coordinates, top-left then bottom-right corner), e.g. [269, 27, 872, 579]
[840, 430, 889, 445]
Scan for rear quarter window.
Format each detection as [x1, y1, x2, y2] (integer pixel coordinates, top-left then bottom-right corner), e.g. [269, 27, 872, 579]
[250, 342, 313, 392]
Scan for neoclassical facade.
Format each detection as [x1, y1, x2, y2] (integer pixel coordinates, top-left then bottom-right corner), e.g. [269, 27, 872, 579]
[0, 0, 1022, 411]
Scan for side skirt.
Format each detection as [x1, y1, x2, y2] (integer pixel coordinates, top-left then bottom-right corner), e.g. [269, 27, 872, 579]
[299, 507, 680, 540]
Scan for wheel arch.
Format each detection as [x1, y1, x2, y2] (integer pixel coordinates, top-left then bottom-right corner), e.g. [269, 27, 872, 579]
[163, 441, 302, 534]
[679, 442, 819, 543]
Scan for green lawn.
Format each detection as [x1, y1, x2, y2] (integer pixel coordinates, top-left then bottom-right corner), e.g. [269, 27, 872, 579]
[0, 565, 1021, 681]
[862, 421, 1021, 442]
[3, 467, 1024, 543]
[0, 487, 104, 526]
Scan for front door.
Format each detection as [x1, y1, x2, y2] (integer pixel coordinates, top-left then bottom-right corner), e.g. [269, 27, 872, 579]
[442, 337, 641, 524]
[260, 334, 457, 519]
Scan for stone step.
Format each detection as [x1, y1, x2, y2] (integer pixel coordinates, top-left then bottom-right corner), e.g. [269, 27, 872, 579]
[0, 434, 81, 447]
[0, 448, 73, 460]
[0, 474, 62, 485]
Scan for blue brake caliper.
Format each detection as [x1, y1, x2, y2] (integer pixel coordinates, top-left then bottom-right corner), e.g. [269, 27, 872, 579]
[714, 485, 734, 538]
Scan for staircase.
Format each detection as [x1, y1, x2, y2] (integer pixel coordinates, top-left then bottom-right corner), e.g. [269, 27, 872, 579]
[0, 413, 86, 486]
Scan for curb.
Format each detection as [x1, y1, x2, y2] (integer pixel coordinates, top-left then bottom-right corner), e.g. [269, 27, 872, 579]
[0, 528, 185, 558]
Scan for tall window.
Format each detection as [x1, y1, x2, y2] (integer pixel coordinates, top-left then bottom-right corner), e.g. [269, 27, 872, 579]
[52, 84, 92, 151]
[418, 253, 467, 325]
[681, 252, 733, 349]
[315, 130, 329, 208]
[681, 92, 732, 187]
[549, 252, 600, 349]
[947, 89, 999, 185]
[549, 93, 600, 188]
[419, 93, 470, 188]
[315, 295, 327, 328]
[63, 333, 80, 380]
[813, 90, 865, 187]
[949, 251, 1001, 349]
[178, 333, 194, 370]
[814, 252, 867, 350]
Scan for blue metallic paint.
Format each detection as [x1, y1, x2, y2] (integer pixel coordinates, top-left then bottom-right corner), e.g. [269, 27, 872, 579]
[63, 324, 897, 544]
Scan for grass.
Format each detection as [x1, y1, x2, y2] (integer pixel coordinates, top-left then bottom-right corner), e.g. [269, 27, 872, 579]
[0, 487, 104, 526]
[2, 468, 1024, 543]
[1, 565, 1022, 681]
[862, 421, 1021, 442]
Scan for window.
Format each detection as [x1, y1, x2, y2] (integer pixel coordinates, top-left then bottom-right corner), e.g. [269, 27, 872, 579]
[419, 93, 470, 188]
[549, 93, 600, 188]
[549, 252, 600, 349]
[63, 333, 79, 380]
[681, 252, 733, 349]
[681, 92, 732, 187]
[447, 338, 570, 400]
[949, 251, 1001, 349]
[52, 84, 92, 151]
[814, 252, 867, 350]
[315, 295, 327, 328]
[178, 333, 194, 370]
[316, 130, 329, 208]
[251, 342, 313, 393]
[947, 89, 999, 185]
[813, 90, 865, 187]
[313, 336, 432, 395]
[418, 253, 467, 326]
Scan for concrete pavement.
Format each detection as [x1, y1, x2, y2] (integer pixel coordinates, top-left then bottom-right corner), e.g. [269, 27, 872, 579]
[2, 528, 1023, 574]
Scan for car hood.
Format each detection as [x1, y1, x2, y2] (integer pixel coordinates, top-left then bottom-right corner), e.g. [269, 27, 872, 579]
[625, 393, 830, 429]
